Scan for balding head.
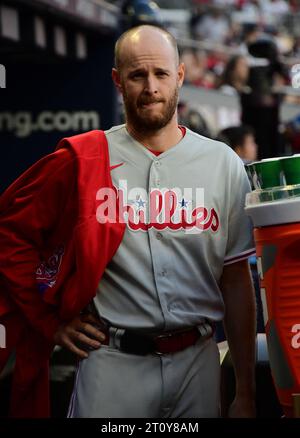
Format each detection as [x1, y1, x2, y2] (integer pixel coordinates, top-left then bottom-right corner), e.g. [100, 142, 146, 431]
[114, 25, 179, 72]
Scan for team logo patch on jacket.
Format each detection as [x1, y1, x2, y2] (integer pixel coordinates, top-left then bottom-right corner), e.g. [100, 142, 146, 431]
[36, 245, 65, 293]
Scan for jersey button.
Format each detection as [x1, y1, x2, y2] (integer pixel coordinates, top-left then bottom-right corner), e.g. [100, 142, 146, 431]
[161, 270, 167, 277]
[156, 232, 163, 240]
[155, 161, 161, 167]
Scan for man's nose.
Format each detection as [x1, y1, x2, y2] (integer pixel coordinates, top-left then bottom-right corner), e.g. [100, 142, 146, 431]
[144, 75, 158, 94]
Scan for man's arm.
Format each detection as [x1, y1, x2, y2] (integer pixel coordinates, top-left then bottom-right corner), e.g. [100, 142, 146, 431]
[219, 259, 256, 418]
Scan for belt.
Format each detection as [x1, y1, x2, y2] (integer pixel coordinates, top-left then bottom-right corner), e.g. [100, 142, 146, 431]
[101, 323, 213, 356]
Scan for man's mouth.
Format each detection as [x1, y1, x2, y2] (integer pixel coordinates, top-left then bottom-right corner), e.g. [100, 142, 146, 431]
[139, 101, 163, 108]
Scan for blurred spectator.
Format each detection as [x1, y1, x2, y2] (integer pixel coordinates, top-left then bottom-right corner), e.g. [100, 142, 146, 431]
[241, 35, 289, 157]
[218, 124, 258, 163]
[232, 0, 262, 25]
[181, 49, 204, 83]
[218, 54, 249, 95]
[246, 35, 289, 94]
[121, 0, 162, 29]
[191, 6, 231, 43]
[261, 0, 290, 26]
[178, 101, 213, 137]
[238, 23, 261, 54]
[181, 49, 217, 87]
[206, 48, 227, 74]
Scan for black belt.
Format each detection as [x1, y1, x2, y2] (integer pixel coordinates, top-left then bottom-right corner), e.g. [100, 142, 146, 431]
[102, 323, 214, 356]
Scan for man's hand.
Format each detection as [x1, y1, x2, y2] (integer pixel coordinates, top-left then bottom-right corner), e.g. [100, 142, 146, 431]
[53, 313, 107, 359]
[228, 394, 256, 418]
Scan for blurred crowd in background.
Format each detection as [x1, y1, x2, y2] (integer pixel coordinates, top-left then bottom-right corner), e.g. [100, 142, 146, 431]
[180, 1, 299, 95]
[141, 0, 300, 161]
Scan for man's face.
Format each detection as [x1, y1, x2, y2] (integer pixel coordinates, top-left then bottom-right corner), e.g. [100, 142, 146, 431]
[121, 72, 179, 134]
[241, 134, 258, 162]
[112, 32, 184, 134]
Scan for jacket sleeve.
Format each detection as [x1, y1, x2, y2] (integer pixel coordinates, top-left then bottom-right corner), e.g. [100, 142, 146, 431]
[0, 147, 77, 342]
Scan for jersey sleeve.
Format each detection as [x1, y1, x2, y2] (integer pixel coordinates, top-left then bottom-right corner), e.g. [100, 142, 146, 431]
[0, 148, 76, 342]
[224, 153, 256, 266]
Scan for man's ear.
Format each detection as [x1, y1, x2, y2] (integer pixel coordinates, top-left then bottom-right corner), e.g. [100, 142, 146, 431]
[112, 68, 122, 93]
[177, 62, 185, 88]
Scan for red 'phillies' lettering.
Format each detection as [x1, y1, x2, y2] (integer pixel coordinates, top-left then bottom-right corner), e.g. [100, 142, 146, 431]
[96, 186, 220, 233]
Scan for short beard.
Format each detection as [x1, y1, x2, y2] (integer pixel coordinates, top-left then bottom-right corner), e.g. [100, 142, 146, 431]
[123, 86, 179, 135]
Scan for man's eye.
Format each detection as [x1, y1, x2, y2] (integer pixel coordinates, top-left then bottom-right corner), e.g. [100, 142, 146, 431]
[131, 73, 143, 79]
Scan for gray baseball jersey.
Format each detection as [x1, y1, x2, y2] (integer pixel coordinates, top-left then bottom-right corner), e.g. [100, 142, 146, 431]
[93, 124, 255, 332]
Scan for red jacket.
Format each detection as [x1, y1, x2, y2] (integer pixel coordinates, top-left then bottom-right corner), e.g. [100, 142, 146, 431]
[0, 130, 125, 417]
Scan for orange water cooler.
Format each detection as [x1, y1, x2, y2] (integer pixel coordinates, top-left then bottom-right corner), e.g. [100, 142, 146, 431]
[246, 187, 300, 417]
